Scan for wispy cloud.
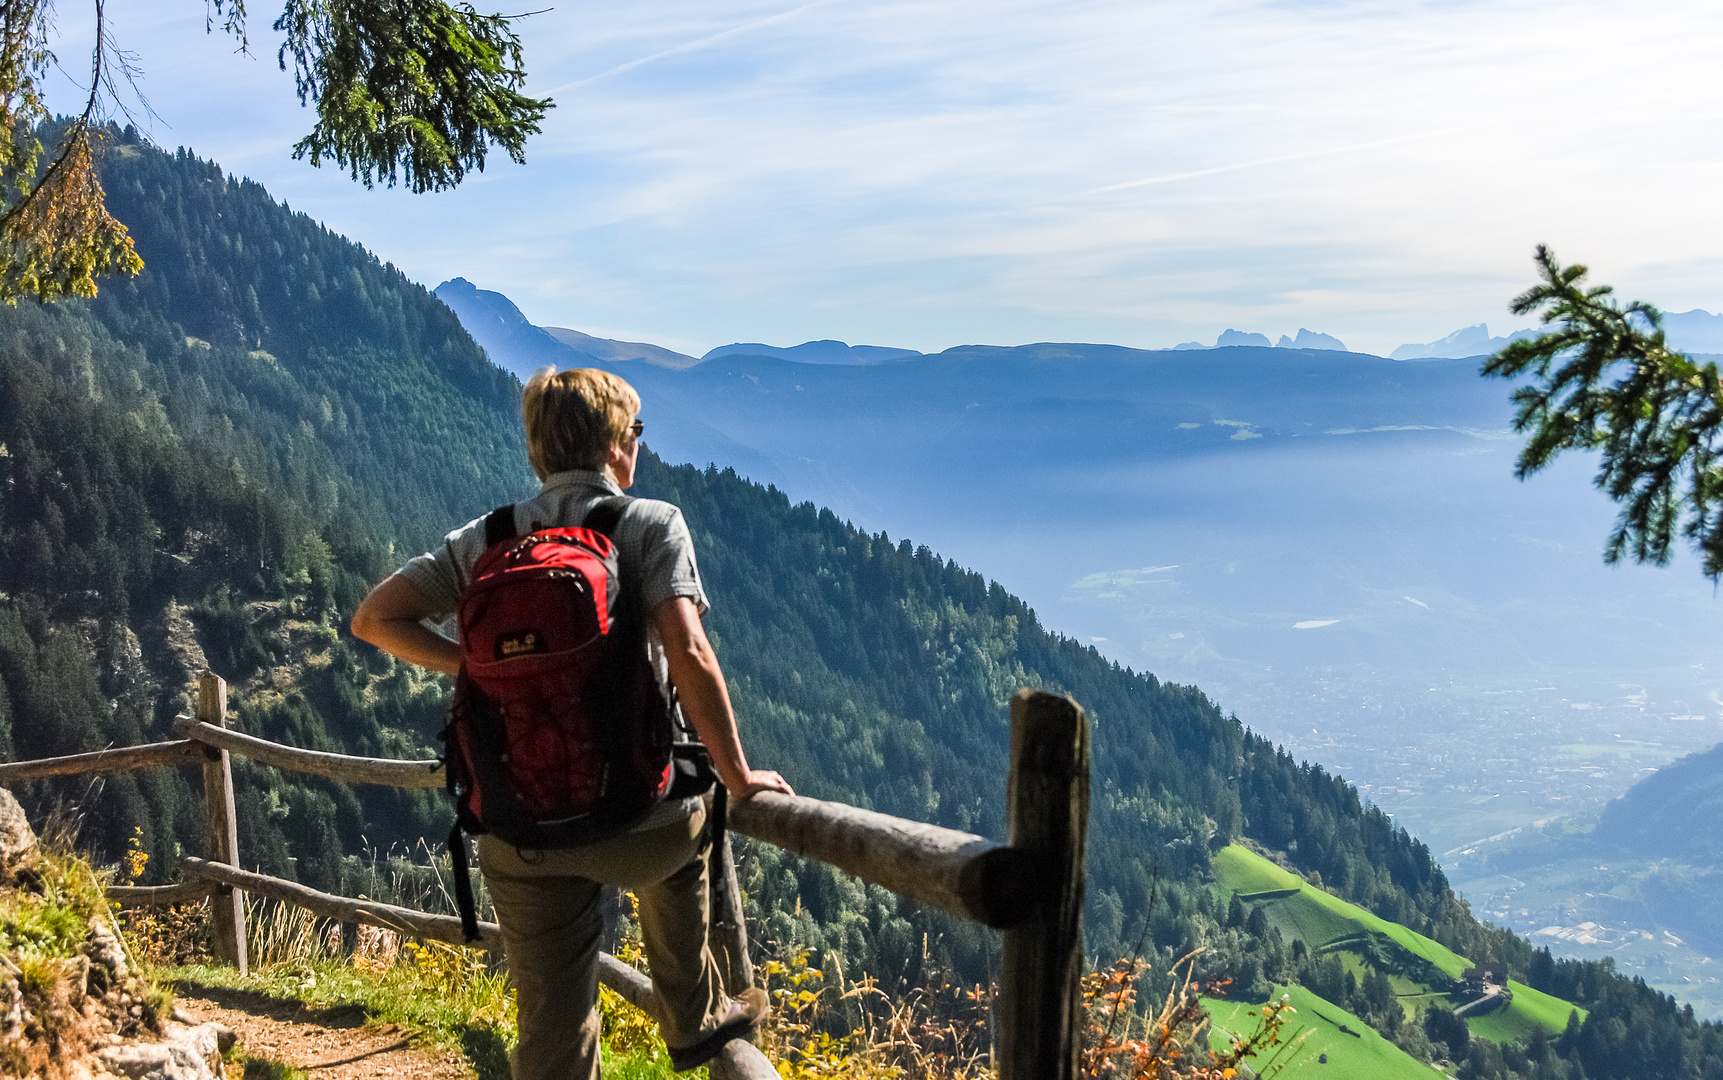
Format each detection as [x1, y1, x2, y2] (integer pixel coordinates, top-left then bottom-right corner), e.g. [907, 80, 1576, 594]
[1084, 130, 1461, 195]
[546, 0, 848, 93]
[83, 0, 1723, 356]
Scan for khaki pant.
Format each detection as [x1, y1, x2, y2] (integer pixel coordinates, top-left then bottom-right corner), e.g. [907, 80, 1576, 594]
[479, 805, 731, 1080]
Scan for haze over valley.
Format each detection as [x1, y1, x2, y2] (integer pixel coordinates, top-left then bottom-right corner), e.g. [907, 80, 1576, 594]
[441, 280, 1723, 1012]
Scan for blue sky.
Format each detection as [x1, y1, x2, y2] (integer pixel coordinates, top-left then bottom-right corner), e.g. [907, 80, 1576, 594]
[51, 0, 1723, 356]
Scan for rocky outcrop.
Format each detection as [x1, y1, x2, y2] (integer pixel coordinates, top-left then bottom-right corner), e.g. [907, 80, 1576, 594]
[90, 1020, 234, 1079]
[0, 786, 38, 881]
[85, 916, 130, 993]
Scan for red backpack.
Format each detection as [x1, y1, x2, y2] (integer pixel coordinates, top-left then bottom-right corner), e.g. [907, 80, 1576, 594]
[440, 496, 712, 939]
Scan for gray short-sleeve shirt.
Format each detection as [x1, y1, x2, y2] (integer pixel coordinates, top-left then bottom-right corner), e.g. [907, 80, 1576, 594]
[397, 468, 709, 830]
[398, 469, 709, 620]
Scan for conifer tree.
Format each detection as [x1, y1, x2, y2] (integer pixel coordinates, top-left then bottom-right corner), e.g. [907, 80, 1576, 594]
[1484, 245, 1723, 578]
[0, 0, 551, 303]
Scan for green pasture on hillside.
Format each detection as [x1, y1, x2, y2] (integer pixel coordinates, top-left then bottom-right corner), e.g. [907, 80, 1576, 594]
[1213, 844, 1304, 896]
[1212, 844, 1585, 1051]
[1206, 984, 1439, 1080]
[1464, 982, 1583, 1043]
[1213, 846, 1470, 978]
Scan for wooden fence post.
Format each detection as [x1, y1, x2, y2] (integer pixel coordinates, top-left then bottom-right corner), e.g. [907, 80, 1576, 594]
[998, 689, 1089, 1080]
[199, 672, 248, 974]
[711, 833, 754, 994]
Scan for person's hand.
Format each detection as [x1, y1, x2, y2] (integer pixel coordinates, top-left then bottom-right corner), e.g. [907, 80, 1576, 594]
[731, 769, 793, 800]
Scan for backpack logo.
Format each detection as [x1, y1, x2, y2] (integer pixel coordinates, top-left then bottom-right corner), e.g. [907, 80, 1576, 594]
[496, 630, 547, 659]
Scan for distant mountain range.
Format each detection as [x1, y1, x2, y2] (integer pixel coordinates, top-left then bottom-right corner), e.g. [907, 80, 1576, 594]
[1663, 308, 1723, 354]
[704, 340, 922, 364]
[432, 278, 703, 377]
[433, 278, 925, 379]
[1174, 327, 1350, 351]
[439, 276, 1723, 377]
[1391, 324, 1539, 360]
[1392, 311, 1723, 360]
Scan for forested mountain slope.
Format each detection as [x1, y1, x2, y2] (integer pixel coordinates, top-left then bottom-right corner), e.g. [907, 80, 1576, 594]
[0, 131, 1718, 1077]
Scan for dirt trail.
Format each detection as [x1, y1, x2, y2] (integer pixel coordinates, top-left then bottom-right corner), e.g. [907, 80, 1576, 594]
[172, 983, 472, 1079]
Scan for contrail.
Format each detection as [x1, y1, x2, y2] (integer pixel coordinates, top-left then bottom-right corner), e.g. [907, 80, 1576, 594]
[548, 0, 846, 93]
[1085, 129, 1455, 195]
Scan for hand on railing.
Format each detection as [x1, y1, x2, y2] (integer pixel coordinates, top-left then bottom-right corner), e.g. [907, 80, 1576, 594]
[731, 768, 793, 800]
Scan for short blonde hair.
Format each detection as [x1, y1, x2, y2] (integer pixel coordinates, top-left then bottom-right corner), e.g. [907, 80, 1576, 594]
[521, 367, 641, 480]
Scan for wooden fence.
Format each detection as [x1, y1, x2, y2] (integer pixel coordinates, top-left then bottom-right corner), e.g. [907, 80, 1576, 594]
[0, 672, 1090, 1080]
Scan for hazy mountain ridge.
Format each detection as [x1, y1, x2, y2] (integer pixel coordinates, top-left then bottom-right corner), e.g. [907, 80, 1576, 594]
[431, 277, 702, 378]
[541, 325, 701, 369]
[1392, 324, 1539, 360]
[1391, 311, 1723, 360]
[1593, 742, 1723, 858]
[703, 340, 922, 364]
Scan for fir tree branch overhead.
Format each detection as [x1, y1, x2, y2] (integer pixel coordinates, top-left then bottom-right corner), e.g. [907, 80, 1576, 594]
[0, 0, 552, 302]
[270, 0, 553, 193]
[1483, 245, 1723, 579]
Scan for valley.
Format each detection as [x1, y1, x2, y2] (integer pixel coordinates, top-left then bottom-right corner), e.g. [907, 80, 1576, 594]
[443, 281, 1723, 1023]
[445, 287, 1723, 854]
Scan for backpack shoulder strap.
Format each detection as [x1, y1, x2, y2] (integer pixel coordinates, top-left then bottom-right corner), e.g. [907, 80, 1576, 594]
[482, 504, 517, 548]
[583, 495, 633, 539]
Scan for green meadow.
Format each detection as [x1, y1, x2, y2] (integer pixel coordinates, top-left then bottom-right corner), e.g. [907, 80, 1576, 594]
[1207, 984, 1440, 1080]
[1212, 845, 1582, 1048]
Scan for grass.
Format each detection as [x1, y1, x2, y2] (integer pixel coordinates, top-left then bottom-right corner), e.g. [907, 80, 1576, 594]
[1213, 846, 1470, 979]
[1213, 844, 1588, 1053]
[143, 896, 519, 1080]
[1206, 984, 1439, 1080]
[1464, 981, 1583, 1044]
[163, 954, 697, 1080]
[1213, 846, 1302, 895]
[1, 843, 176, 1078]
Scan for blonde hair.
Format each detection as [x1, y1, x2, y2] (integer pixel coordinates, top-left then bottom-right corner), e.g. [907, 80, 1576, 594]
[521, 367, 641, 480]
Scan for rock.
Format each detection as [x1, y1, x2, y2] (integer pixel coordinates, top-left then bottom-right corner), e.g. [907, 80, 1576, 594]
[92, 1021, 229, 1079]
[2, 955, 24, 1042]
[0, 786, 38, 879]
[86, 915, 131, 987]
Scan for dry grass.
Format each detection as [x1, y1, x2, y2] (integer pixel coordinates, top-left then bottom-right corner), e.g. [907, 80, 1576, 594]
[1080, 951, 1300, 1079]
[118, 861, 1293, 1080]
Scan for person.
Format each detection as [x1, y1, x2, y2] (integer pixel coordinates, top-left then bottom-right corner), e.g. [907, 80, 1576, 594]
[351, 366, 792, 1078]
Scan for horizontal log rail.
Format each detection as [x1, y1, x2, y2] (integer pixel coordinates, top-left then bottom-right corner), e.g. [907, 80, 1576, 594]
[184, 856, 501, 951]
[1, 671, 1087, 1077]
[0, 740, 205, 785]
[74, 722, 1038, 929]
[730, 791, 1038, 929]
[107, 879, 218, 908]
[171, 718, 444, 789]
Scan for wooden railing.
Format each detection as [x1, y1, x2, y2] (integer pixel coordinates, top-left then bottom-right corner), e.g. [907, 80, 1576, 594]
[0, 672, 1090, 1080]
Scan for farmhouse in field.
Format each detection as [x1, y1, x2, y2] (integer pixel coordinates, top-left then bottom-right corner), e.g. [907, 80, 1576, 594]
[1458, 962, 1508, 996]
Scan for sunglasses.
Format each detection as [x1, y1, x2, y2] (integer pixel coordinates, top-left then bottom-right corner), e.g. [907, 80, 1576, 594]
[628, 419, 645, 439]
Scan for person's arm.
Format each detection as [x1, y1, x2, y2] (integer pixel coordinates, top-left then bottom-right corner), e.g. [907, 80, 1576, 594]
[351, 573, 462, 675]
[653, 596, 793, 801]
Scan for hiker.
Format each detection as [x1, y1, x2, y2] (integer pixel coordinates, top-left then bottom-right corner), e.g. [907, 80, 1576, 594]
[351, 366, 791, 1077]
